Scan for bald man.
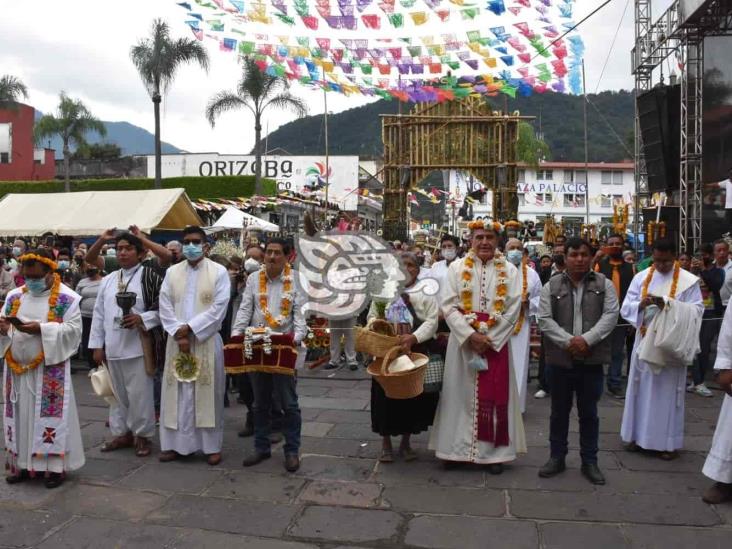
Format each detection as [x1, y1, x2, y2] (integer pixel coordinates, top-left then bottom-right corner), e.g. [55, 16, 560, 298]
[505, 238, 542, 413]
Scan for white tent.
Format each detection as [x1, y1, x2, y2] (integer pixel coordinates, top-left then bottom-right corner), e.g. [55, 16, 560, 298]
[0, 188, 203, 237]
[210, 206, 279, 233]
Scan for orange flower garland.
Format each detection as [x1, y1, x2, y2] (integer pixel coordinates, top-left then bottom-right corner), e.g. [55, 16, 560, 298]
[4, 272, 62, 376]
[514, 258, 529, 335]
[461, 251, 509, 333]
[639, 261, 680, 337]
[259, 263, 293, 329]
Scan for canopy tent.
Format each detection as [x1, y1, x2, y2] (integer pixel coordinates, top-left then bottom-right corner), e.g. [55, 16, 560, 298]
[0, 188, 203, 237]
[209, 206, 280, 233]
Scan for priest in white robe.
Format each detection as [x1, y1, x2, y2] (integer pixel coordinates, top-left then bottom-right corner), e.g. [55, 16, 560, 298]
[89, 231, 162, 458]
[505, 239, 542, 414]
[1, 250, 84, 489]
[429, 221, 525, 474]
[701, 300, 732, 504]
[158, 226, 231, 466]
[620, 238, 703, 459]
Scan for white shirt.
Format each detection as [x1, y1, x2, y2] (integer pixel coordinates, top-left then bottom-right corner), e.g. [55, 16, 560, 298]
[724, 179, 732, 209]
[89, 266, 160, 360]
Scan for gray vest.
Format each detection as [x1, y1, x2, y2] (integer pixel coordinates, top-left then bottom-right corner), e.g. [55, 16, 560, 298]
[544, 271, 613, 368]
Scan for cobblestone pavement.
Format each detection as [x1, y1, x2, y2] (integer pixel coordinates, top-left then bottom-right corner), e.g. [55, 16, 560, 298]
[1, 366, 731, 549]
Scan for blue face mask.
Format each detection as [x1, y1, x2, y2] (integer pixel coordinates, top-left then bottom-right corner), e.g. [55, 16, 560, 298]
[57, 260, 70, 270]
[506, 249, 523, 266]
[182, 243, 204, 261]
[25, 278, 48, 295]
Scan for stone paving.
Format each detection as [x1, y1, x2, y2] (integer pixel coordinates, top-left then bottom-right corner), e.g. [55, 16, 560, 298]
[1, 365, 731, 548]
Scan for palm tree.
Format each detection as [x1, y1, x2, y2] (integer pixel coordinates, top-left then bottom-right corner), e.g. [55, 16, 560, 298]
[0, 75, 29, 110]
[130, 18, 209, 189]
[34, 92, 106, 192]
[206, 58, 308, 196]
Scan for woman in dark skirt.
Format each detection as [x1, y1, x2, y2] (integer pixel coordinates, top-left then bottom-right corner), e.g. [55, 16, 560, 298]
[369, 252, 440, 463]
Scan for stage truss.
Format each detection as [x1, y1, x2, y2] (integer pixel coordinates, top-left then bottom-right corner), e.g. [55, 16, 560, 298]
[380, 97, 524, 242]
[633, 0, 732, 253]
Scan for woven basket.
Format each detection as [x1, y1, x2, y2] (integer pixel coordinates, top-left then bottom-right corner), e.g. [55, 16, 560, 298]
[355, 320, 399, 358]
[367, 346, 428, 399]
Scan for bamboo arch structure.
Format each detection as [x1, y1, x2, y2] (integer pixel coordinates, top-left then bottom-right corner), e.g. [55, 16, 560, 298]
[381, 97, 526, 241]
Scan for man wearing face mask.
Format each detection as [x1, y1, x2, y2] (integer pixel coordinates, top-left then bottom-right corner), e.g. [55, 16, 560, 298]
[89, 232, 164, 458]
[593, 235, 636, 398]
[429, 235, 460, 300]
[11, 239, 27, 287]
[0, 249, 85, 488]
[551, 244, 566, 275]
[158, 226, 231, 466]
[505, 239, 542, 413]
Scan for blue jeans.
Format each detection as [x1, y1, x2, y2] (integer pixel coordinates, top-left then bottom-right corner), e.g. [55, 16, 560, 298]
[606, 326, 628, 391]
[549, 364, 604, 465]
[250, 372, 301, 456]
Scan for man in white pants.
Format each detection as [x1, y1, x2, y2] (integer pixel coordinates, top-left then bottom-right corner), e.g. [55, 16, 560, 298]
[325, 317, 358, 370]
[701, 302, 732, 504]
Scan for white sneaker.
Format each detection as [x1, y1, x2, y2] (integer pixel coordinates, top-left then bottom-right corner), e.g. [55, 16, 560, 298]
[534, 389, 548, 399]
[693, 384, 713, 398]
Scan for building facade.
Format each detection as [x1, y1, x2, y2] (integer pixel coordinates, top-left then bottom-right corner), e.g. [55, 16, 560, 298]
[0, 103, 55, 181]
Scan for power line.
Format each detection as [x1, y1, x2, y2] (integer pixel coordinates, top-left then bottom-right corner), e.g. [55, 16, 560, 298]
[594, 0, 631, 94]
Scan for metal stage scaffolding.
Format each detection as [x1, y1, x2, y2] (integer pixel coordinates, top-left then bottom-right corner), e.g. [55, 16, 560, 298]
[633, 0, 732, 254]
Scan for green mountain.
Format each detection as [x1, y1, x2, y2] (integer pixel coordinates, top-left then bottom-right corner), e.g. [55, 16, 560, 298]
[263, 90, 635, 162]
[34, 112, 183, 158]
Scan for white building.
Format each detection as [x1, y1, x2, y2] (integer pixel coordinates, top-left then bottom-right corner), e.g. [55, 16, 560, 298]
[460, 161, 635, 226]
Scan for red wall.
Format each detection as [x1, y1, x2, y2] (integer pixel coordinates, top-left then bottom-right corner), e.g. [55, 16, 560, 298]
[0, 103, 56, 181]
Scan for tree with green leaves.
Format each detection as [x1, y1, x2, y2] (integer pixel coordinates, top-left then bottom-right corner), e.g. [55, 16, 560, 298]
[0, 75, 29, 110]
[130, 18, 209, 189]
[517, 121, 550, 167]
[34, 93, 106, 192]
[205, 58, 307, 196]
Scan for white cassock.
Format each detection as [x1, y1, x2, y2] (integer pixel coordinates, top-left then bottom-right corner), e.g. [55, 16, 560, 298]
[620, 267, 703, 452]
[1, 284, 85, 474]
[159, 260, 230, 455]
[429, 254, 527, 464]
[702, 303, 732, 483]
[508, 264, 541, 414]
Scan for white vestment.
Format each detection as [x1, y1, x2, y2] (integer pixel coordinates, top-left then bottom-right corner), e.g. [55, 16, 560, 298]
[702, 303, 732, 483]
[508, 264, 542, 413]
[159, 259, 230, 455]
[620, 267, 702, 452]
[88, 267, 160, 438]
[429, 254, 527, 464]
[1, 284, 85, 473]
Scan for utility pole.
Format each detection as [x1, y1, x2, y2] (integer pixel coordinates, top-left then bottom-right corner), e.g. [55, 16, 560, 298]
[582, 59, 590, 226]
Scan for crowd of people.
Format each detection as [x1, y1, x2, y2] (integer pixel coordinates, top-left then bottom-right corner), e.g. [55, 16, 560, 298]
[0, 222, 730, 507]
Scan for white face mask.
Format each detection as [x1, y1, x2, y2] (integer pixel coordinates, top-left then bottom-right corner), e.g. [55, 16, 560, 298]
[442, 248, 457, 261]
[244, 258, 261, 274]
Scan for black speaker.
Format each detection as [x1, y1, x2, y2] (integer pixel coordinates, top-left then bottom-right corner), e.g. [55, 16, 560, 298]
[642, 206, 680, 250]
[638, 85, 681, 193]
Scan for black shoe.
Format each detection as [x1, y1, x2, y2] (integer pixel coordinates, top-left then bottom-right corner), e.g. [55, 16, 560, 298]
[349, 363, 359, 371]
[488, 463, 504, 475]
[242, 452, 271, 467]
[238, 424, 254, 437]
[441, 460, 463, 470]
[538, 457, 566, 478]
[324, 362, 340, 370]
[5, 470, 29, 484]
[284, 454, 300, 472]
[607, 386, 625, 399]
[581, 463, 606, 485]
[44, 473, 64, 489]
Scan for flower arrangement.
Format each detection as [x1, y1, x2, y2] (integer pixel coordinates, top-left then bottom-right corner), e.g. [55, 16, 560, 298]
[514, 258, 529, 335]
[639, 260, 680, 337]
[173, 353, 200, 382]
[461, 251, 508, 332]
[467, 219, 503, 233]
[244, 326, 273, 359]
[209, 238, 243, 259]
[259, 263, 293, 328]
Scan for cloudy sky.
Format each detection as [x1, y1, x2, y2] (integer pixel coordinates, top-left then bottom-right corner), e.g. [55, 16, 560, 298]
[1, 0, 677, 154]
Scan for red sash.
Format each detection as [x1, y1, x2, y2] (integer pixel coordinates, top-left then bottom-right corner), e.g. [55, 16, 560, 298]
[471, 311, 510, 447]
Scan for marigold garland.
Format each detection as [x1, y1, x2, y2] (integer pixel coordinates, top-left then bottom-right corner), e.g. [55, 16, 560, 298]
[467, 219, 503, 234]
[259, 263, 293, 329]
[18, 253, 58, 272]
[639, 261, 680, 337]
[5, 273, 62, 376]
[514, 258, 529, 335]
[461, 251, 508, 333]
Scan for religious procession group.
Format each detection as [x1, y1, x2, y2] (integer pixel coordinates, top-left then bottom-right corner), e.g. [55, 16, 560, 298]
[1, 221, 731, 508]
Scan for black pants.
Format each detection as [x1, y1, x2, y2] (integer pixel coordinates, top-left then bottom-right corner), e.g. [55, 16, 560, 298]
[239, 373, 283, 430]
[537, 335, 550, 392]
[549, 364, 604, 465]
[693, 318, 720, 385]
[250, 373, 301, 456]
[80, 316, 96, 369]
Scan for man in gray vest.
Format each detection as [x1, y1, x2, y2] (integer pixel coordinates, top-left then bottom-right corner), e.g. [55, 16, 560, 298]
[537, 238, 619, 485]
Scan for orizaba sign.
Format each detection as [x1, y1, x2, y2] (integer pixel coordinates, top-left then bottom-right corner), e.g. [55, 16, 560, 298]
[148, 154, 360, 210]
